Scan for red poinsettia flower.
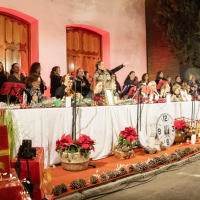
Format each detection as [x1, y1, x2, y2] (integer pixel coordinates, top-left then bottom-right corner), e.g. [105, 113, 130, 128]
[82, 143, 90, 149]
[174, 120, 186, 130]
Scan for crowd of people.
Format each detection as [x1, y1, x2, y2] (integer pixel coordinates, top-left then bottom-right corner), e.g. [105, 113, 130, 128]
[0, 60, 199, 105]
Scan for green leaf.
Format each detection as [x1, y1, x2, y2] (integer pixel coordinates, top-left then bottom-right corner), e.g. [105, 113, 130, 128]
[78, 146, 82, 152]
[69, 146, 76, 153]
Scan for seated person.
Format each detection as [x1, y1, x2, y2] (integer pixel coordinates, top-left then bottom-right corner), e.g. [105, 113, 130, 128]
[24, 73, 42, 104]
[8, 63, 25, 84]
[189, 84, 197, 96]
[104, 80, 120, 100]
[172, 84, 181, 98]
[173, 76, 181, 86]
[0, 62, 7, 103]
[148, 81, 159, 96]
[86, 80, 104, 99]
[55, 75, 81, 99]
[160, 83, 170, 98]
[181, 84, 190, 94]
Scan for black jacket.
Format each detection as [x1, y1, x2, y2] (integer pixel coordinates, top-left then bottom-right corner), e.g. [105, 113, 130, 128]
[116, 80, 121, 92]
[55, 85, 66, 99]
[73, 76, 90, 97]
[50, 75, 62, 97]
[0, 73, 7, 89]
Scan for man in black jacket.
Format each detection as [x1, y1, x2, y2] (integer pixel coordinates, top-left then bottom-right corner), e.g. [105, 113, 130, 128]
[74, 68, 90, 97]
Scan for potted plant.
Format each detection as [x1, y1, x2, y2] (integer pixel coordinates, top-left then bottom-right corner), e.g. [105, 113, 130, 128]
[56, 134, 95, 171]
[174, 119, 186, 144]
[113, 127, 138, 159]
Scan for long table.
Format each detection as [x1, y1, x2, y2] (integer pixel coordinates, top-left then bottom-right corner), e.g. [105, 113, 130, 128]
[11, 101, 200, 167]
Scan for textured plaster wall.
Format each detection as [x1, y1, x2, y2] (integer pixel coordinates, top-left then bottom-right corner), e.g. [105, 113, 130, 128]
[0, 0, 146, 94]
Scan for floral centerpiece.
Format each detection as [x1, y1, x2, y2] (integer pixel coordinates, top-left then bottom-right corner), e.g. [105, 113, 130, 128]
[174, 119, 187, 144]
[113, 127, 138, 159]
[56, 134, 95, 171]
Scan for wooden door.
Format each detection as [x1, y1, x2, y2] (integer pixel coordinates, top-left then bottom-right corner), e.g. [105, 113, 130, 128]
[66, 28, 101, 79]
[0, 14, 29, 75]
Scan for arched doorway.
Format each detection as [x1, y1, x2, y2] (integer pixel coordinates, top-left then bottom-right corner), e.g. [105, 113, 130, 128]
[0, 7, 39, 75]
[66, 24, 110, 78]
[0, 14, 29, 75]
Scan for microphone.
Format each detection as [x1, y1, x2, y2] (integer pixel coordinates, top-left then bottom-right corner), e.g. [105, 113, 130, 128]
[69, 77, 81, 81]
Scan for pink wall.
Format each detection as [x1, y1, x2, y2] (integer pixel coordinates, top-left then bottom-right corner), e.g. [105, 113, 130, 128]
[0, 0, 146, 96]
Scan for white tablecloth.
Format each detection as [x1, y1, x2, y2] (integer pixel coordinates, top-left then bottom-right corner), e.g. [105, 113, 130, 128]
[11, 101, 200, 167]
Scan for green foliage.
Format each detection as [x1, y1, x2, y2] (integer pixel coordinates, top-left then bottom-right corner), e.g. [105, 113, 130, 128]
[154, 0, 200, 68]
[0, 110, 18, 159]
[118, 136, 135, 148]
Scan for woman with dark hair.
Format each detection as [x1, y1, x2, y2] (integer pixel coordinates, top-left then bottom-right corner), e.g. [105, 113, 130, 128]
[74, 68, 90, 97]
[155, 71, 167, 85]
[50, 66, 62, 97]
[173, 76, 181, 86]
[24, 73, 42, 104]
[55, 74, 81, 99]
[91, 61, 129, 88]
[86, 79, 104, 100]
[29, 62, 46, 94]
[140, 73, 149, 85]
[8, 63, 25, 83]
[111, 73, 121, 93]
[0, 62, 7, 102]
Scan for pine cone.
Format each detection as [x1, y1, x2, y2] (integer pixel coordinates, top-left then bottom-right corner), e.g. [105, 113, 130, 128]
[79, 179, 87, 188]
[135, 162, 143, 172]
[191, 148, 197, 153]
[142, 162, 148, 171]
[90, 176, 99, 184]
[181, 149, 187, 157]
[153, 156, 161, 165]
[175, 154, 181, 161]
[185, 148, 190, 155]
[106, 170, 115, 179]
[119, 167, 127, 176]
[166, 156, 172, 163]
[160, 155, 167, 164]
[148, 160, 156, 168]
[115, 144, 122, 150]
[52, 185, 62, 196]
[100, 172, 109, 182]
[60, 183, 68, 193]
[129, 165, 135, 173]
[113, 170, 120, 177]
[160, 145, 166, 151]
[122, 146, 129, 152]
[175, 148, 181, 153]
[197, 145, 200, 151]
[149, 148, 157, 154]
[169, 154, 175, 162]
[70, 179, 80, 189]
[144, 147, 151, 154]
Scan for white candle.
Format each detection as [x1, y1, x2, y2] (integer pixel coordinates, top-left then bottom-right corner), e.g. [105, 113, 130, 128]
[191, 134, 196, 144]
[198, 133, 200, 137]
[65, 97, 71, 107]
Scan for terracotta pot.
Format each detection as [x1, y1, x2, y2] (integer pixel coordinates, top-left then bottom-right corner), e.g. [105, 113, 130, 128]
[175, 129, 186, 144]
[60, 151, 90, 171]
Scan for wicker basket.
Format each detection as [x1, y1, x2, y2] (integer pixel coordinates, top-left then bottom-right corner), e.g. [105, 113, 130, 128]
[60, 151, 91, 171]
[112, 141, 134, 159]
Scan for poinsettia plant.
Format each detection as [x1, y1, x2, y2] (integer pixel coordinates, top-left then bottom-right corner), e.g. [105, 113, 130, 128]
[55, 134, 95, 158]
[174, 120, 186, 130]
[118, 127, 138, 148]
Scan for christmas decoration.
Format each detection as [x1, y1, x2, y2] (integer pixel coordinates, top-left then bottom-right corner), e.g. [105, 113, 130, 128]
[113, 169, 120, 177]
[90, 176, 99, 184]
[175, 154, 181, 161]
[61, 183, 68, 192]
[175, 148, 181, 153]
[135, 162, 143, 172]
[145, 147, 157, 154]
[160, 142, 166, 151]
[128, 165, 135, 173]
[174, 120, 186, 130]
[79, 179, 87, 188]
[166, 156, 172, 163]
[52, 185, 62, 196]
[119, 167, 128, 176]
[148, 160, 156, 168]
[100, 172, 109, 182]
[197, 145, 200, 151]
[70, 180, 80, 189]
[142, 162, 148, 171]
[153, 156, 161, 165]
[160, 155, 167, 164]
[106, 170, 115, 179]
